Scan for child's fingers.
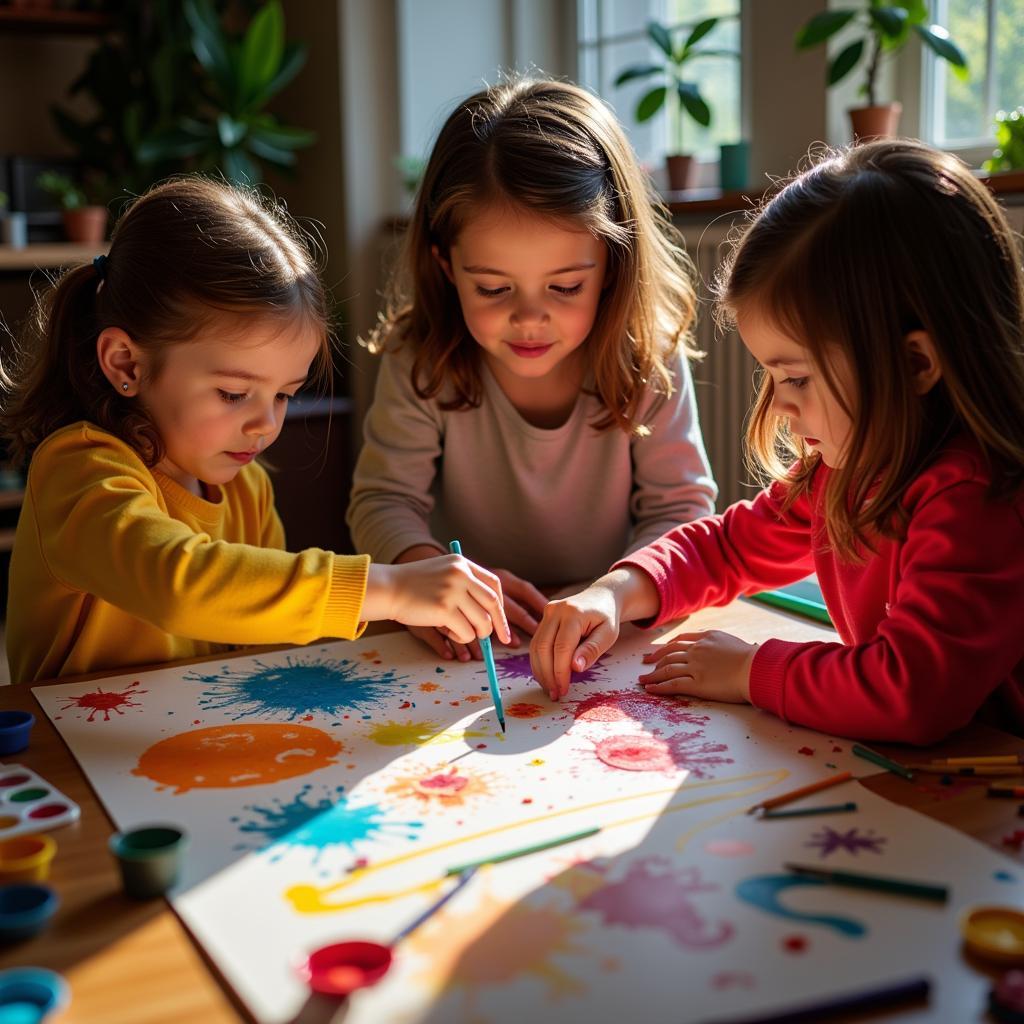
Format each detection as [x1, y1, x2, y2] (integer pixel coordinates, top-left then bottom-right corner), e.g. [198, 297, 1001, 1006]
[641, 678, 695, 696]
[504, 597, 540, 637]
[502, 574, 548, 616]
[572, 621, 617, 677]
[528, 618, 564, 700]
[641, 640, 692, 662]
[408, 624, 454, 661]
[638, 660, 692, 685]
[464, 566, 511, 643]
[551, 622, 586, 701]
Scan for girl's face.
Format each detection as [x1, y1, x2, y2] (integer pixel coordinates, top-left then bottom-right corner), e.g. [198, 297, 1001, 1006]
[140, 316, 320, 495]
[440, 205, 608, 387]
[737, 308, 854, 469]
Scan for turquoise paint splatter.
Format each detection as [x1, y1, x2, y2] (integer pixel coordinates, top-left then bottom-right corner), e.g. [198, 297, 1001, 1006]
[188, 655, 405, 720]
[735, 875, 866, 937]
[232, 784, 422, 863]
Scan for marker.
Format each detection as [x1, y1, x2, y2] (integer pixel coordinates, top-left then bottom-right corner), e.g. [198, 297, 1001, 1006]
[746, 589, 833, 627]
[746, 770, 853, 815]
[928, 753, 1024, 767]
[444, 826, 600, 876]
[449, 540, 506, 733]
[707, 974, 930, 1023]
[784, 862, 948, 903]
[852, 743, 914, 780]
[760, 801, 857, 819]
[988, 785, 1024, 798]
[905, 763, 1024, 777]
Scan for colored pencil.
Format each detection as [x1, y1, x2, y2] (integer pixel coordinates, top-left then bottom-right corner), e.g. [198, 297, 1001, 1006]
[784, 862, 949, 902]
[988, 785, 1024, 798]
[760, 801, 858, 819]
[706, 974, 930, 1023]
[747, 589, 833, 626]
[852, 743, 914, 780]
[444, 826, 601, 876]
[392, 866, 478, 943]
[745, 770, 853, 815]
[927, 753, 1024, 766]
[449, 539, 506, 733]
[904, 763, 1024, 777]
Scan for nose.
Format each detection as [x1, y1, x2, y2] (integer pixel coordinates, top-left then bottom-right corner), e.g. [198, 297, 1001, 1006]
[770, 387, 797, 419]
[510, 295, 549, 327]
[244, 400, 280, 442]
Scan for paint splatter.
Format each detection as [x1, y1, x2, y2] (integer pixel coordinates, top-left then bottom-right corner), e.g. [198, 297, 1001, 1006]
[590, 730, 732, 777]
[384, 766, 497, 810]
[233, 784, 421, 861]
[705, 839, 755, 858]
[805, 826, 886, 858]
[506, 702, 547, 719]
[735, 875, 866, 937]
[914, 776, 983, 801]
[664, 731, 734, 779]
[366, 720, 486, 747]
[359, 650, 380, 660]
[797, 746, 814, 756]
[58, 680, 146, 722]
[995, 870, 1018, 883]
[188, 655, 404, 721]
[131, 724, 342, 794]
[712, 971, 756, 990]
[783, 935, 809, 953]
[419, 682, 441, 693]
[578, 858, 734, 949]
[570, 688, 709, 728]
[492, 652, 607, 687]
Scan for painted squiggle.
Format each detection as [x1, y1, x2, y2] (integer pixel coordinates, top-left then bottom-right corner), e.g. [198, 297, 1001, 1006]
[735, 875, 867, 937]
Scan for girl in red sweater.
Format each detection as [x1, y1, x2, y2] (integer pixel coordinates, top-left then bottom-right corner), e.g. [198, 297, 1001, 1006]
[530, 139, 1024, 744]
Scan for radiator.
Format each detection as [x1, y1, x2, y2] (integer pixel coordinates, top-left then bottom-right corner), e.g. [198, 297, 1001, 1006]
[681, 218, 761, 512]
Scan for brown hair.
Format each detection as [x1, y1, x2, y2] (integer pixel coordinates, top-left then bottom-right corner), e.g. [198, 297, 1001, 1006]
[1, 176, 332, 467]
[716, 139, 1024, 559]
[369, 77, 699, 432]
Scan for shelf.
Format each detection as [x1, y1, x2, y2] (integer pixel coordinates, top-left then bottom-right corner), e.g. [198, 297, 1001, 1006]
[0, 489, 23, 511]
[0, 243, 107, 271]
[0, 8, 113, 35]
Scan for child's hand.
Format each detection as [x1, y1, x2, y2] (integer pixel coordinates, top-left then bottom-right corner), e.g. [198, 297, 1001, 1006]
[491, 568, 548, 647]
[364, 557, 511, 649]
[638, 630, 756, 704]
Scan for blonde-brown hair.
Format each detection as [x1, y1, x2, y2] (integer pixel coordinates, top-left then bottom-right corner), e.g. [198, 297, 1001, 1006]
[716, 139, 1024, 559]
[369, 77, 699, 432]
[1, 176, 332, 467]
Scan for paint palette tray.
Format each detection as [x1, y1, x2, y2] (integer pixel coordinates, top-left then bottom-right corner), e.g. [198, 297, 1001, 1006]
[0, 764, 80, 839]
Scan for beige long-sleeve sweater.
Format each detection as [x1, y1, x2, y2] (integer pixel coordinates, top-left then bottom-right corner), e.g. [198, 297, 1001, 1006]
[347, 344, 717, 586]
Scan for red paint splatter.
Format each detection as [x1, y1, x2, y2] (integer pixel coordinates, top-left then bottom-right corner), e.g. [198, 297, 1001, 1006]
[193, 720, 201, 725]
[416, 770, 469, 794]
[58, 680, 147, 722]
[797, 746, 814, 756]
[373, 660, 382, 665]
[450, 701, 461, 707]
[507, 702, 546, 719]
[578, 859, 734, 949]
[399, 701, 412, 710]
[475, 743, 487, 749]
[571, 688, 709, 727]
[832, 745, 843, 752]
[302, 714, 313, 721]
[783, 935, 808, 953]
[521, 797, 533, 804]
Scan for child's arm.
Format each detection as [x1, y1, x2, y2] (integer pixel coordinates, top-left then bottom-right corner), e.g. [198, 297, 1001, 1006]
[626, 350, 717, 551]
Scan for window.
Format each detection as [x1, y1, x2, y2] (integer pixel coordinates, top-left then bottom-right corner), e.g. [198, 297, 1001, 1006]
[926, 0, 1024, 150]
[576, 0, 742, 171]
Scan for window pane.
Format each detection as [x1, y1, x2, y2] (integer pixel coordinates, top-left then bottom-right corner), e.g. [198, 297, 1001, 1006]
[941, 0, 988, 144]
[994, 0, 1024, 115]
[666, 0, 740, 21]
[599, 0, 661, 39]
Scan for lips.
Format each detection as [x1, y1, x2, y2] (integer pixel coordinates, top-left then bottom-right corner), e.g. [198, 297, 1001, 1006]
[507, 340, 554, 359]
[226, 451, 258, 464]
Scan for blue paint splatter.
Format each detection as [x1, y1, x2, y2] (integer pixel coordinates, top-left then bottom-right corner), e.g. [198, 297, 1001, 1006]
[735, 875, 866, 937]
[232, 784, 422, 863]
[995, 870, 1017, 883]
[187, 655, 405, 720]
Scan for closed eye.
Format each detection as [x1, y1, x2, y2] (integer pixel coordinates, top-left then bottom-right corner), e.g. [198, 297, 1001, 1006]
[218, 389, 247, 404]
[475, 284, 509, 297]
[782, 376, 809, 389]
[551, 283, 583, 296]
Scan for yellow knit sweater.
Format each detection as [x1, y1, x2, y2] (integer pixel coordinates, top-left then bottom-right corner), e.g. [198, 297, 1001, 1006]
[7, 422, 369, 683]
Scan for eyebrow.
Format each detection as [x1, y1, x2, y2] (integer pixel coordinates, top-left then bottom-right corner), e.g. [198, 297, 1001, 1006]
[212, 370, 308, 387]
[764, 358, 809, 369]
[461, 261, 597, 276]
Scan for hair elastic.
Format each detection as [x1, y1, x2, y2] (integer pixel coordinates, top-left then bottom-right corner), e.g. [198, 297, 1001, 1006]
[92, 254, 108, 279]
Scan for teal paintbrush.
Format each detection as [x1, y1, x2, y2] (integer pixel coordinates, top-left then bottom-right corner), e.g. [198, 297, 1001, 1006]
[449, 539, 506, 733]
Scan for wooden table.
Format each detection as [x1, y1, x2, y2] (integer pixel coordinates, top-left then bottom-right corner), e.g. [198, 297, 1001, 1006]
[2, 604, 1021, 1024]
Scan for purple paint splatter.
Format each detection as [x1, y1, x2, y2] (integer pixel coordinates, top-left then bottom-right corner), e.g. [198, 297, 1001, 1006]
[805, 826, 886, 858]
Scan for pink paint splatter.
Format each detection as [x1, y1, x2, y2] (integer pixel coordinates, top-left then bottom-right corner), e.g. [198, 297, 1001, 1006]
[712, 971, 756, 990]
[705, 839, 755, 858]
[578, 858, 734, 949]
[797, 746, 814, 756]
[570, 688, 709, 728]
[664, 730, 734, 779]
[57, 680, 148, 722]
[594, 734, 674, 772]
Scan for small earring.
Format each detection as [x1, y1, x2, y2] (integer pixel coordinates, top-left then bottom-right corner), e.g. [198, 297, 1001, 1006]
[121, 383, 129, 392]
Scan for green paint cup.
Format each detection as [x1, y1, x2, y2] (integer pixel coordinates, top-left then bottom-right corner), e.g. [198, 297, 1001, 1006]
[109, 825, 188, 900]
[719, 141, 750, 192]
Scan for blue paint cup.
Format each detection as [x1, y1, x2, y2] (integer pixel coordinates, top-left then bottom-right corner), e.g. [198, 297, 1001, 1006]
[109, 825, 188, 900]
[0, 966, 70, 1021]
[0, 884, 59, 943]
[0, 713, 34, 757]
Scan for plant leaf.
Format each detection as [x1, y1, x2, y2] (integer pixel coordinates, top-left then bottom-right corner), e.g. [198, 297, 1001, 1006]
[221, 147, 260, 186]
[678, 16, 717, 59]
[239, 0, 284, 107]
[898, 0, 929, 26]
[914, 24, 967, 68]
[869, 6, 907, 39]
[248, 41, 307, 108]
[184, 0, 234, 99]
[636, 85, 667, 122]
[217, 113, 248, 148]
[795, 9, 857, 49]
[677, 81, 711, 127]
[248, 117, 316, 150]
[247, 135, 297, 166]
[647, 21, 673, 59]
[828, 39, 865, 86]
[614, 64, 664, 87]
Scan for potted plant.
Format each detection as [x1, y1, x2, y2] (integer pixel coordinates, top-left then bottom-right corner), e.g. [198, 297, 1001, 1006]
[614, 18, 738, 191]
[795, 0, 968, 140]
[983, 108, 1024, 174]
[35, 172, 108, 245]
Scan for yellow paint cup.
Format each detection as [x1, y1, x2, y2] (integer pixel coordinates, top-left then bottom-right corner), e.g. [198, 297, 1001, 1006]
[0, 834, 58, 883]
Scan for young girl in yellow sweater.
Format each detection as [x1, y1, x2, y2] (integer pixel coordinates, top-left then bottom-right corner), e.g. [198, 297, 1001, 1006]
[1, 177, 508, 683]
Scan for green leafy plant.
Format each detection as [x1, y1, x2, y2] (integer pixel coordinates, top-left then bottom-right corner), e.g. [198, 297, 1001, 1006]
[614, 18, 737, 154]
[140, 0, 315, 185]
[394, 155, 426, 197]
[983, 108, 1024, 173]
[795, 1, 967, 107]
[36, 172, 90, 211]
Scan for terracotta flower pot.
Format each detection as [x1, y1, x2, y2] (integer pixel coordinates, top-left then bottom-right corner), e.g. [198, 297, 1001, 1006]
[62, 207, 108, 245]
[665, 154, 697, 192]
[848, 103, 902, 142]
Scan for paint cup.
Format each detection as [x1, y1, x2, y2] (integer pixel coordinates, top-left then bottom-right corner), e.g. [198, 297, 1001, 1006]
[719, 141, 750, 192]
[0, 714, 34, 757]
[0, 884, 59, 943]
[0, 837, 57, 885]
[109, 825, 187, 900]
[0, 967, 69, 1022]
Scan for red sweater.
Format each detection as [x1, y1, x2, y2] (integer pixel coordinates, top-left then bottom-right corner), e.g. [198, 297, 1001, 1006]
[617, 439, 1024, 745]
